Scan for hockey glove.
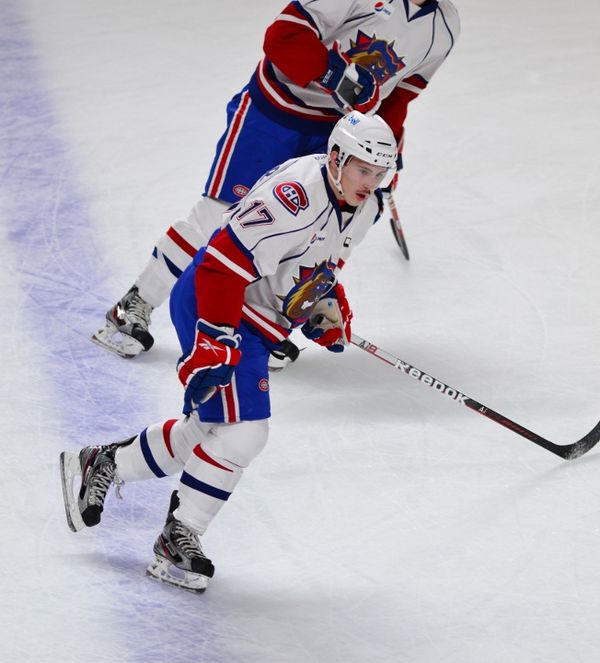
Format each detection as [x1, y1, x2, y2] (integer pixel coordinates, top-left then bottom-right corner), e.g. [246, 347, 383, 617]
[177, 319, 242, 410]
[320, 41, 380, 114]
[301, 283, 352, 353]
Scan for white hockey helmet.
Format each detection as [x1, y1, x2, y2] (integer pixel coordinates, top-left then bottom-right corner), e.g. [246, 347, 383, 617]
[328, 111, 397, 170]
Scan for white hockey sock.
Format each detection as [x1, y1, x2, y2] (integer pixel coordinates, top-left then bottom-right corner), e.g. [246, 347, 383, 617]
[175, 419, 269, 534]
[135, 260, 176, 310]
[177, 448, 243, 534]
[115, 416, 211, 482]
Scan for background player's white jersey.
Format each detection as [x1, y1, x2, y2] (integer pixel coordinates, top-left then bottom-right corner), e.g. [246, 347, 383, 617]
[208, 154, 382, 344]
[253, 0, 460, 121]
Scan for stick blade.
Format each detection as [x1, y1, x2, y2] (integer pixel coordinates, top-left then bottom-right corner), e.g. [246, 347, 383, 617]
[389, 218, 410, 260]
[561, 420, 600, 460]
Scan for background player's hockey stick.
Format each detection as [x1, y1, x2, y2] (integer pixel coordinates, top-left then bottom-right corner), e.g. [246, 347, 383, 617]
[386, 193, 410, 260]
[351, 333, 600, 460]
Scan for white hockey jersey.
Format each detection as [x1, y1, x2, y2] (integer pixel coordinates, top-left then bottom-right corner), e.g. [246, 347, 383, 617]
[202, 154, 383, 345]
[250, 0, 460, 125]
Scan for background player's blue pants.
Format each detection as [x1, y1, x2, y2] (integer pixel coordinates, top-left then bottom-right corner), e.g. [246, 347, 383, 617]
[203, 86, 330, 203]
[170, 252, 271, 423]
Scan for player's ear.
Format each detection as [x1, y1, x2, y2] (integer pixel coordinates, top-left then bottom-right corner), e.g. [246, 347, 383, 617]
[329, 149, 340, 173]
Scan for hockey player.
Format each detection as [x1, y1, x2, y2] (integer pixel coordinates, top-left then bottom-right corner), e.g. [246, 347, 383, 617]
[61, 112, 397, 592]
[93, 0, 460, 362]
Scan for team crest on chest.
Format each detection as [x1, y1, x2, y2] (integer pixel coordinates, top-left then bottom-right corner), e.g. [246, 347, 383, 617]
[273, 181, 309, 216]
[347, 31, 404, 84]
[279, 260, 336, 324]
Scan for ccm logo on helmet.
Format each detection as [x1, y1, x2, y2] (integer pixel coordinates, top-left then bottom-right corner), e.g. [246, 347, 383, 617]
[273, 182, 309, 216]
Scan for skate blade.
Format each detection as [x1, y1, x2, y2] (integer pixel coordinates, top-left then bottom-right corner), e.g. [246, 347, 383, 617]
[59, 452, 85, 533]
[146, 555, 209, 594]
[91, 321, 143, 359]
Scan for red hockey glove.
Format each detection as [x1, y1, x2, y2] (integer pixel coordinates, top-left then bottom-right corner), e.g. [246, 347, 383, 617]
[301, 283, 352, 353]
[177, 319, 241, 411]
[319, 41, 380, 114]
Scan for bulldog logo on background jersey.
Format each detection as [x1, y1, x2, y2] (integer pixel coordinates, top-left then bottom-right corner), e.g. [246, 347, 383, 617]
[273, 181, 309, 216]
[279, 260, 337, 324]
[347, 31, 404, 84]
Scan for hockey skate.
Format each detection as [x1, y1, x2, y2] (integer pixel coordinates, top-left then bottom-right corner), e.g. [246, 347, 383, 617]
[146, 491, 215, 593]
[92, 285, 154, 358]
[59, 442, 126, 532]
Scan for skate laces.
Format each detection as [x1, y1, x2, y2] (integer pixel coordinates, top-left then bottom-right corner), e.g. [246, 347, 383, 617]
[172, 521, 204, 559]
[123, 291, 153, 327]
[89, 456, 123, 503]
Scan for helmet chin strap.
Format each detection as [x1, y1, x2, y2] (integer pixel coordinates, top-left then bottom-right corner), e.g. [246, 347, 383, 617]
[326, 152, 349, 199]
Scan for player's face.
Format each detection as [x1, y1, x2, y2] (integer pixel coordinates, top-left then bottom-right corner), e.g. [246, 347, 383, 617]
[337, 156, 389, 205]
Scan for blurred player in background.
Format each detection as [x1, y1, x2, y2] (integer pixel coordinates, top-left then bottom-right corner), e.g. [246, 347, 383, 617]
[93, 0, 459, 364]
[62, 112, 397, 592]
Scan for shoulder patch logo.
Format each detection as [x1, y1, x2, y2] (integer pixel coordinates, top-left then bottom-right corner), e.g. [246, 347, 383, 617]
[273, 182, 309, 216]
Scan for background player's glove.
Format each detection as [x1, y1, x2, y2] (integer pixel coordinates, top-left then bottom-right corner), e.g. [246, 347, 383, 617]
[177, 319, 241, 410]
[301, 283, 352, 353]
[320, 41, 380, 114]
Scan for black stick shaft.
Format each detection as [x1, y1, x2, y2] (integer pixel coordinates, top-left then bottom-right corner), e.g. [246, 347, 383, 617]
[351, 333, 600, 460]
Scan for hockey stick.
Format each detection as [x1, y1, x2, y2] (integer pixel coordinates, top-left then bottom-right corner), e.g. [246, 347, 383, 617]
[386, 192, 410, 260]
[351, 333, 600, 460]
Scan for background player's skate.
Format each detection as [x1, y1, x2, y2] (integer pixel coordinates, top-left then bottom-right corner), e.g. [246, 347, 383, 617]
[92, 285, 154, 358]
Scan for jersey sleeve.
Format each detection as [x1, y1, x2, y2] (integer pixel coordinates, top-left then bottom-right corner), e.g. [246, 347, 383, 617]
[377, 87, 416, 143]
[380, 2, 460, 148]
[263, 0, 371, 86]
[263, 2, 328, 86]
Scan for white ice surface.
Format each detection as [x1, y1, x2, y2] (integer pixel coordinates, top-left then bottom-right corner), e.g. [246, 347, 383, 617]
[1, 1, 600, 661]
